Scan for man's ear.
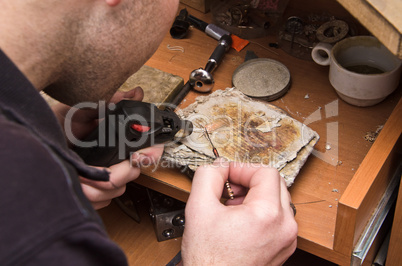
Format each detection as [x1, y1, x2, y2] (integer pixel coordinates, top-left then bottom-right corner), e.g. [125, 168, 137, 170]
[105, 0, 121, 7]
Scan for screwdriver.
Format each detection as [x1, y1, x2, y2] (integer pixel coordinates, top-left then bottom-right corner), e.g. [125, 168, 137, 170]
[204, 128, 234, 200]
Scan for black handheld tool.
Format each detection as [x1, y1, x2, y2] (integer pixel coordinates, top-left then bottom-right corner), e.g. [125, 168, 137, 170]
[188, 34, 232, 93]
[170, 8, 190, 39]
[73, 100, 193, 167]
[187, 15, 231, 41]
[170, 34, 232, 106]
[169, 8, 231, 41]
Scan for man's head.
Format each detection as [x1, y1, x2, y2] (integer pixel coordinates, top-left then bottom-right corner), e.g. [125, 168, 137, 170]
[0, 0, 179, 105]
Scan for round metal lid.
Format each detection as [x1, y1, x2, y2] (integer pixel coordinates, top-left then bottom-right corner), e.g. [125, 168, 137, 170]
[232, 58, 291, 101]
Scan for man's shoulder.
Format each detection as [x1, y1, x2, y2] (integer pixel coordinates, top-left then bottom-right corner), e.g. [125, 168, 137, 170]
[0, 113, 128, 265]
[0, 113, 50, 162]
[0, 111, 70, 191]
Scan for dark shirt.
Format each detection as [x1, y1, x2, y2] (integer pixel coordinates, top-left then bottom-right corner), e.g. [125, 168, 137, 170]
[0, 50, 128, 266]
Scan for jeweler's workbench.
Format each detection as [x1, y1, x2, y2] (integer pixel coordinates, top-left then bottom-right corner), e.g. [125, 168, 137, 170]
[98, 1, 402, 265]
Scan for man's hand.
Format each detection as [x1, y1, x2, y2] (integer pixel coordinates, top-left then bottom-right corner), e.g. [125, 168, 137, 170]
[80, 145, 163, 210]
[52, 87, 164, 210]
[181, 158, 298, 265]
[52, 87, 145, 142]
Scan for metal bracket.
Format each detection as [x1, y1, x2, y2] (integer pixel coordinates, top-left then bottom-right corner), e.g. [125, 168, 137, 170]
[351, 164, 401, 265]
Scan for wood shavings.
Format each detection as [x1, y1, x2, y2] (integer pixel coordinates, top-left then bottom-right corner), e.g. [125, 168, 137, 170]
[167, 44, 185, 53]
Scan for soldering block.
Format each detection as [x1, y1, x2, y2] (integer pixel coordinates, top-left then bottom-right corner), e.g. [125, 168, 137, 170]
[118, 65, 184, 106]
[163, 88, 320, 187]
[42, 65, 184, 107]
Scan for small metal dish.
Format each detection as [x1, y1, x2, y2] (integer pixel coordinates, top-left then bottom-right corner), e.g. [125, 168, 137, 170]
[232, 58, 291, 101]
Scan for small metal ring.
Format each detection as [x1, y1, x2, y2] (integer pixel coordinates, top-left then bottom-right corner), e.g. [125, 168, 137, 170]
[290, 202, 297, 216]
[316, 20, 349, 43]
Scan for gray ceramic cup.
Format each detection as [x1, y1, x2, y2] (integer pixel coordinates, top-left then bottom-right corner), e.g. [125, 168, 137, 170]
[312, 36, 401, 107]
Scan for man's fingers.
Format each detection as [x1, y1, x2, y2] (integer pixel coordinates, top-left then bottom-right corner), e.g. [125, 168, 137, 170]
[279, 177, 295, 217]
[81, 144, 163, 191]
[190, 158, 230, 204]
[81, 183, 126, 205]
[223, 182, 248, 199]
[133, 144, 164, 165]
[82, 160, 140, 190]
[225, 195, 246, 205]
[123, 87, 144, 101]
[108, 160, 141, 188]
[225, 164, 294, 218]
[92, 200, 112, 210]
[227, 163, 282, 209]
[109, 86, 144, 103]
[272, 238, 298, 266]
[190, 161, 283, 209]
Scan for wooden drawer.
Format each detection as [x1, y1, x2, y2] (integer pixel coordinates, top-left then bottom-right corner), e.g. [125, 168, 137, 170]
[180, 0, 211, 13]
[101, 1, 402, 265]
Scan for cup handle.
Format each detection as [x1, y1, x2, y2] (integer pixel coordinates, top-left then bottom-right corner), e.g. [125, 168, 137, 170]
[311, 42, 333, 66]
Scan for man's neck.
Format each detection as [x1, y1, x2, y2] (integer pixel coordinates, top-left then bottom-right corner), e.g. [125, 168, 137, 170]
[0, 1, 74, 91]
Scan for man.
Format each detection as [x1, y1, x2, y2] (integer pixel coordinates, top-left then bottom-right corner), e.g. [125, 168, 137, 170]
[0, 0, 297, 265]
